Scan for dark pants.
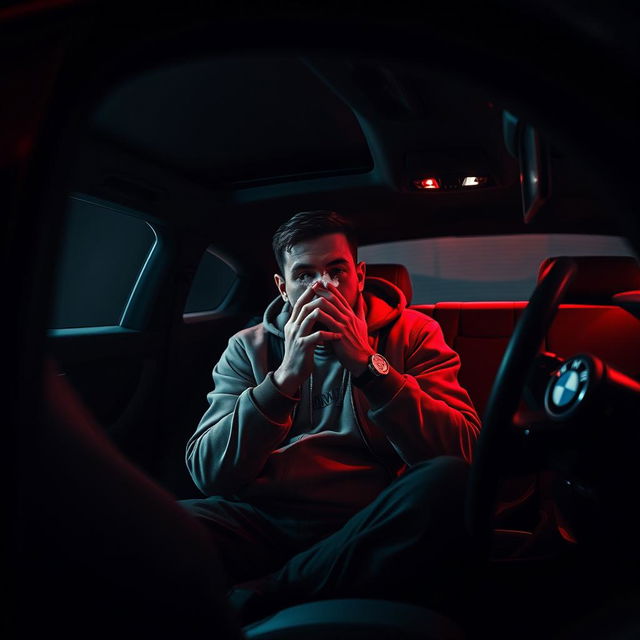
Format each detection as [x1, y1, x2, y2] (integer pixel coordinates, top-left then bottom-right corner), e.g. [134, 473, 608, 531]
[180, 456, 476, 619]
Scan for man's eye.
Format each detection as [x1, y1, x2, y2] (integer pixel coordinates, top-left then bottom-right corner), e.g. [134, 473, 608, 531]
[296, 273, 313, 282]
[329, 268, 346, 278]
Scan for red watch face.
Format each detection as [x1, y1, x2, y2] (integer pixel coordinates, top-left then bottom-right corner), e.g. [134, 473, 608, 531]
[371, 353, 390, 375]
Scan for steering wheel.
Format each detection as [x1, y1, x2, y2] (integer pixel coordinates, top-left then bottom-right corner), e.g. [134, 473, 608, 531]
[465, 257, 577, 554]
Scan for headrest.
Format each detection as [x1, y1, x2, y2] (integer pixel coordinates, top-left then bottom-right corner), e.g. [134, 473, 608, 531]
[538, 256, 640, 304]
[366, 263, 413, 305]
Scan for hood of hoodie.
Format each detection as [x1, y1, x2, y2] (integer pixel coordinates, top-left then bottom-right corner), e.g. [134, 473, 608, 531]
[263, 276, 407, 338]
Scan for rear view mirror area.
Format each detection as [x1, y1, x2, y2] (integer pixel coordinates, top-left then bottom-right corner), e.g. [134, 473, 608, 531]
[503, 110, 551, 224]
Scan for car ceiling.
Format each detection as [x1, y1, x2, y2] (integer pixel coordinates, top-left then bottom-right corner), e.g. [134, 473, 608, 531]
[73, 51, 622, 265]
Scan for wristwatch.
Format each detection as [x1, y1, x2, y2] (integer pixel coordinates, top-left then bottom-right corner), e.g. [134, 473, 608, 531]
[352, 353, 390, 388]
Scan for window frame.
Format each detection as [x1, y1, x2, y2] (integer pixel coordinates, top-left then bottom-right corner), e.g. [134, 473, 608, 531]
[48, 193, 170, 334]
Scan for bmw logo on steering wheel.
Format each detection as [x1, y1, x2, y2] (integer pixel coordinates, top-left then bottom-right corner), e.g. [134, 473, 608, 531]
[545, 356, 591, 419]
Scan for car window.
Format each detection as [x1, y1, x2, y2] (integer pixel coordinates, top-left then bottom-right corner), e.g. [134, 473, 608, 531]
[49, 196, 157, 329]
[183, 248, 238, 315]
[359, 234, 636, 303]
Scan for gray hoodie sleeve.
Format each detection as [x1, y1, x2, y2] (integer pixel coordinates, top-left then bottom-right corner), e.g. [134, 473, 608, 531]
[185, 334, 297, 496]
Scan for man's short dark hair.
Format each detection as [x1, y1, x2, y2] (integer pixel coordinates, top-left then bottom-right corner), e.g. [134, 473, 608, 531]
[272, 210, 358, 274]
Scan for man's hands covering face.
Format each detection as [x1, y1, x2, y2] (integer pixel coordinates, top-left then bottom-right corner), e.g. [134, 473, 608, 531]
[273, 281, 374, 396]
[312, 280, 374, 375]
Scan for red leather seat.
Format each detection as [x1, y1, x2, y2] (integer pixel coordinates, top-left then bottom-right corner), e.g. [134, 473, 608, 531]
[367, 263, 414, 305]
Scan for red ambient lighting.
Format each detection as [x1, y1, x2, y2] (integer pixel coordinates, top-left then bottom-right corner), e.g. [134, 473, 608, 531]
[414, 177, 441, 190]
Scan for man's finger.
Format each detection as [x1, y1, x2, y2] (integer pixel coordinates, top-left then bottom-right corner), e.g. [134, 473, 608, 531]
[297, 295, 345, 325]
[299, 308, 343, 336]
[326, 280, 352, 310]
[302, 330, 342, 346]
[316, 281, 351, 313]
[289, 283, 317, 323]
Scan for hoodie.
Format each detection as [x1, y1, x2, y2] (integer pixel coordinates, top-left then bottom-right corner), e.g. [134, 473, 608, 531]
[186, 277, 481, 516]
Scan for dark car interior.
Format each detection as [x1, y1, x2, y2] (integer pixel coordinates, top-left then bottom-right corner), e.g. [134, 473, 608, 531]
[6, 2, 640, 639]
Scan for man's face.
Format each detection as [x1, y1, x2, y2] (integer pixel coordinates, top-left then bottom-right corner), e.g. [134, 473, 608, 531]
[274, 233, 366, 310]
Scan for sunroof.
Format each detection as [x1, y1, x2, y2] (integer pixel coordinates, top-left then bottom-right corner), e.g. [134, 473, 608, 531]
[92, 56, 373, 186]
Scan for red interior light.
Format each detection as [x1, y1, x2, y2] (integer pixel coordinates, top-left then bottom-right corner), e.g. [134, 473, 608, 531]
[414, 177, 440, 190]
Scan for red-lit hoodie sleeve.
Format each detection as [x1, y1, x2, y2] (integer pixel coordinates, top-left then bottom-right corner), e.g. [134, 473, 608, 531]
[185, 335, 297, 496]
[360, 313, 481, 465]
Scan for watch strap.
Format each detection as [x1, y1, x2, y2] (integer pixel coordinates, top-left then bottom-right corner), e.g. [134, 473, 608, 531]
[352, 353, 389, 388]
[351, 365, 376, 388]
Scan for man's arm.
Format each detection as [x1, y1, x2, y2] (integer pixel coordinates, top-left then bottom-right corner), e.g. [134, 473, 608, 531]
[186, 282, 342, 496]
[359, 316, 481, 465]
[185, 335, 299, 496]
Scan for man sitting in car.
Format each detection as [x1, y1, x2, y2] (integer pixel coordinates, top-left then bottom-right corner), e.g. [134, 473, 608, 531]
[182, 210, 481, 623]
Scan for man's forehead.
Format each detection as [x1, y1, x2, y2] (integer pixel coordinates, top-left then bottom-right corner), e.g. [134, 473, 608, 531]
[283, 233, 354, 270]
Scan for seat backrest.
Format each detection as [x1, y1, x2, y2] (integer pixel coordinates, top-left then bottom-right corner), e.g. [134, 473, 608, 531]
[538, 256, 640, 380]
[538, 255, 640, 304]
[427, 302, 526, 418]
[366, 263, 413, 305]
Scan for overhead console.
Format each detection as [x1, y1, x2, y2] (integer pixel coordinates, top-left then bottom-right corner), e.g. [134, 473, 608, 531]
[404, 148, 496, 192]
